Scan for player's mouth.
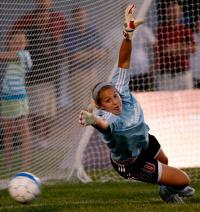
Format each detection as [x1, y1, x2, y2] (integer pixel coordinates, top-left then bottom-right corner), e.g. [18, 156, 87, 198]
[113, 106, 121, 115]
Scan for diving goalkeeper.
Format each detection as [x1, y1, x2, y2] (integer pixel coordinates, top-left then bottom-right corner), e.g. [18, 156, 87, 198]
[79, 3, 195, 203]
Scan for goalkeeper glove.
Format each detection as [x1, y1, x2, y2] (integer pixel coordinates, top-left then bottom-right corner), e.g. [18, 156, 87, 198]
[123, 4, 143, 40]
[79, 110, 96, 126]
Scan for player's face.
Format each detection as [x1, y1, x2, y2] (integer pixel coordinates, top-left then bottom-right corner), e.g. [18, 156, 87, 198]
[37, 0, 52, 10]
[99, 88, 122, 115]
[9, 33, 27, 51]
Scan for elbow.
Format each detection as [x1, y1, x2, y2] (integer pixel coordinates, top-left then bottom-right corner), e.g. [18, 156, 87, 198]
[118, 61, 130, 69]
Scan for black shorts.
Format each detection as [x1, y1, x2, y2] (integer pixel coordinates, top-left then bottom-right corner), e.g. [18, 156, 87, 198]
[111, 134, 161, 184]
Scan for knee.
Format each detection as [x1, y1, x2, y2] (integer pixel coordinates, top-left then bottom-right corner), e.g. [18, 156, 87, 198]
[179, 170, 191, 187]
[183, 171, 191, 186]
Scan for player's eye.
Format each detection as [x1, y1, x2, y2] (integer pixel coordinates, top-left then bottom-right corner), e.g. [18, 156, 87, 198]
[113, 93, 119, 98]
[104, 98, 111, 103]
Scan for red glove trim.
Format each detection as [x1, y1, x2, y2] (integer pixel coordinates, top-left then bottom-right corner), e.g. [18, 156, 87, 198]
[129, 21, 135, 30]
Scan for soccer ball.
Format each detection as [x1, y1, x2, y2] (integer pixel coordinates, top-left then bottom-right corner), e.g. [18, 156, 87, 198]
[8, 172, 41, 204]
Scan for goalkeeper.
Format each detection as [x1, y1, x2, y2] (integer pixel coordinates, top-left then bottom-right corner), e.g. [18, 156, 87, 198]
[79, 4, 195, 203]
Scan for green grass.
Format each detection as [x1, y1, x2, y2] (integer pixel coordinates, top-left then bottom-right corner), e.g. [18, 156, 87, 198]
[0, 181, 200, 212]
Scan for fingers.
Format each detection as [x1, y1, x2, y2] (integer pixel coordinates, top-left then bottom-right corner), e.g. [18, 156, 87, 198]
[126, 4, 135, 16]
[87, 104, 94, 113]
[79, 110, 91, 126]
[79, 110, 85, 126]
[79, 110, 95, 126]
[124, 3, 143, 38]
[128, 4, 135, 14]
[86, 100, 97, 113]
[134, 19, 144, 28]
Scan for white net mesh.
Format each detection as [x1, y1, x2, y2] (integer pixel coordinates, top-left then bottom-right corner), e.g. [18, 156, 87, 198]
[0, 0, 200, 187]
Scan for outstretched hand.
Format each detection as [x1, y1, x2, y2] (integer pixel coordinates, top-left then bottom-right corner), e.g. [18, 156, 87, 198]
[79, 110, 96, 126]
[124, 4, 144, 39]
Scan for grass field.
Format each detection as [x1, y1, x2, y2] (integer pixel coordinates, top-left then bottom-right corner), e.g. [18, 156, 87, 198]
[0, 181, 199, 212]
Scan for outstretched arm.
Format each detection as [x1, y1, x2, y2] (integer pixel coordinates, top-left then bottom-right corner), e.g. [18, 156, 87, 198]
[79, 110, 109, 132]
[118, 39, 132, 69]
[0, 52, 16, 61]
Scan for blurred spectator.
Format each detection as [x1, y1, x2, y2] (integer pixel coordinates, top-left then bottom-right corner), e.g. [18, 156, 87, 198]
[181, 0, 200, 31]
[64, 6, 108, 107]
[156, 0, 200, 28]
[129, 25, 157, 92]
[0, 31, 32, 170]
[190, 17, 200, 88]
[7, 0, 67, 44]
[7, 0, 68, 145]
[57, 64, 72, 111]
[154, 1, 196, 91]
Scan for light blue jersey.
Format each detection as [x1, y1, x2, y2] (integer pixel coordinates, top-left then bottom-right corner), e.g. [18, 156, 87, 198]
[1, 51, 32, 101]
[98, 67, 150, 161]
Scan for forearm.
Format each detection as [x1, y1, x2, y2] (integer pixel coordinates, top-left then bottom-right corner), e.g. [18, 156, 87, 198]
[0, 52, 16, 61]
[118, 6, 143, 69]
[118, 38, 132, 69]
[93, 116, 109, 132]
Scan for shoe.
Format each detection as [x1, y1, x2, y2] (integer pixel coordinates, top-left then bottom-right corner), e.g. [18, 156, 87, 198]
[176, 186, 195, 198]
[159, 185, 184, 204]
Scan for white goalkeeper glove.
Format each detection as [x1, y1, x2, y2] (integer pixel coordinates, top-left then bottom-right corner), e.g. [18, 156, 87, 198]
[123, 4, 144, 40]
[79, 110, 96, 126]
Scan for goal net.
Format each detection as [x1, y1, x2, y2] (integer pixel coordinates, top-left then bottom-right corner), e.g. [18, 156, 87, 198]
[0, 0, 199, 187]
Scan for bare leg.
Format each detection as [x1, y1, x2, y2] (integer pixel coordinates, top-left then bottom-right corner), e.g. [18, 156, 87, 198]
[16, 116, 32, 170]
[155, 148, 168, 165]
[158, 164, 193, 203]
[159, 164, 190, 187]
[2, 119, 14, 170]
[157, 147, 195, 203]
